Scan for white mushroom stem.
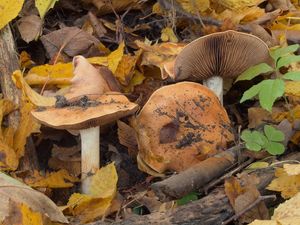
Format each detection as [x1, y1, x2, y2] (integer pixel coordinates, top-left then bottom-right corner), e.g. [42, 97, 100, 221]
[80, 126, 100, 194]
[203, 76, 223, 105]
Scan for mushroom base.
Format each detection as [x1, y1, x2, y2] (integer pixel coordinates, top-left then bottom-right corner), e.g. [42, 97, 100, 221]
[203, 76, 223, 104]
[80, 126, 100, 194]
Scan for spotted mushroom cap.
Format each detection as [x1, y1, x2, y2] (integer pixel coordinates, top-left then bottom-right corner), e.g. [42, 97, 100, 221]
[31, 94, 138, 130]
[173, 30, 273, 81]
[131, 82, 234, 174]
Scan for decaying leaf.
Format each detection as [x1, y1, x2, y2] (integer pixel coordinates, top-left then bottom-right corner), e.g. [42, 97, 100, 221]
[178, 0, 210, 13]
[65, 162, 118, 223]
[107, 41, 125, 74]
[17, 15, 42, 43]
[0, 171, 68, 223]
[285, 81, 300, 97]
[161, 27, 178, 43]
[267, 166, 300, 199]
[283, 163, 300, 176]
[225, 174, 269, 224]
[25, 169, 79, 188]
[35, 0, 59, 19]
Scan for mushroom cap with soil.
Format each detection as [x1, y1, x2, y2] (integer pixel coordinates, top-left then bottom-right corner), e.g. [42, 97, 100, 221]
[173, 30, 273, 103]
[31, 56, 138, 194]
[131, 82, 234, 174]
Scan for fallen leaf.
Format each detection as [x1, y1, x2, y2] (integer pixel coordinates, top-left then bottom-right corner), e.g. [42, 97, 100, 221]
[35, 0, 58, 19]
[25, 169, 79, 188]
[19, 51, 34, 70]
[178, 0, 210, 13]
[0, 0, 24, 29]
[0, 141, 19, 171]
[161, 27, 178, 43]
[0, 171, 68, 223]
[285, 81, 300, 97]
[13, 96, 40, 157]
[107, 42, 125, 73]
[65, 162, 118, 223]
[40, 26, 102, 59]
[17, 15, 42, 43]
[283, 164, 300, 176]
[272, 192, 300, 220]
[267, 167, 300, 198]
[13, 70, 56, 107]
[248, 107, 273, 128]
[218, 0, 265, 10]
[114, 53, 139, 86]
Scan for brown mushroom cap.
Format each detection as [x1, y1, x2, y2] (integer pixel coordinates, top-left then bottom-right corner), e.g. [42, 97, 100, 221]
[174, 30, 273, 81]
[32, 94, 138, 130]
[131, 82, 234, 173]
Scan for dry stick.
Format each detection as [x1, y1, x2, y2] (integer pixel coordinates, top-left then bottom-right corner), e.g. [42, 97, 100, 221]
[222, 195, 277, 225]
[151, 144, 243, 202]
[203, 158, 254, 194]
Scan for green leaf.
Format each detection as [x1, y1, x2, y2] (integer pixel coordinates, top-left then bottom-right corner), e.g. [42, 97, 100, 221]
[264, 141, 285, 155]
[258, 79, 285, 112]
[241, 130, 267, 151]
[282, 71, 300, 81]
[277, 55, 300, 69]
[176, 192, 198, 206]
[35, 0, 59, 19]
[264, 125, 285, 142]
[235, 63, 274, 83]
[240, 82, 263, 103]
[270, 44, 300, 62]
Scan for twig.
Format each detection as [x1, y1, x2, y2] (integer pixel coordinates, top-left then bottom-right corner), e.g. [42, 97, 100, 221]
[222, 195, 276, 225]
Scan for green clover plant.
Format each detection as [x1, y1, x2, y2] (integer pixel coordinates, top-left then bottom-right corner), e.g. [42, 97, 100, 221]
[241, 125, 285, 155]
[236, 44, 300, 112]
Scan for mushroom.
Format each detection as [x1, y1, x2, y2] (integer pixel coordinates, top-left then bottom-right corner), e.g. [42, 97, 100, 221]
[172, 30, 273, 104]
[31, 56, 138, 193]
[130, 82, 234, 174]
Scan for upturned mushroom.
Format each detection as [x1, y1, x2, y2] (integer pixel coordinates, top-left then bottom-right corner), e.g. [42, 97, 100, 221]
[31, 56, 138, 193]
[130, 82, 234, 175]
[172, 30, 273, 104]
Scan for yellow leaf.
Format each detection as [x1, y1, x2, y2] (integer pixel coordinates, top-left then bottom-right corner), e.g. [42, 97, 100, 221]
[123, 70, 145, 93]
[178, 0, 210, 13]
[66, 193, 112, 223]
[0, 0, 24, 29]
[161, 27, 178, 43]
[89, 162, 118, 197]
[35, 0, 58, 19]
[249, 220, 278, 225]
[107, 42, 125, 73]
[0, 141, 18, 171]
[27, 62, 73, 79]
[19, 51, 34, 70]
[285, 81, 300, 97]
[13, 70, 56, 107]
[283, 164, 300, 176]
[26, 169, 79, 188]
[21, 203, 44, 225]
[0, 99, 16, 135]
[218, 0, 264, 10]
[13, 98, 40, 157]
[114, 51, 141, 86]
[65, 163, 118, 223]
[267, 168, 300, 199]
[272, 192, 300, 220]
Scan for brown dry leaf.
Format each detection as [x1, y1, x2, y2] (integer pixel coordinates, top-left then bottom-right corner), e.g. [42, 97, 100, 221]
[267, 167, 300, 199]
[123, 70, 145, 93]
[84, 0, 141, 15]
[248, 107, 273, 128]
[217, 0, 265, 10]
[65, 162, 118, 223]
[40, 26, 102, 59]
[249, 220, 278, 225]
[225, 175, 268, 223]
[135, 40, 185, 79]
[13, 97, 40, 157]
[19, 51, 34, 70]
[161, 27, 178, 43]
[25, 169, 79, 188]
[0, 171, 68, 223]
[13, 70, 56, 107]
[17, 15, 42, 43]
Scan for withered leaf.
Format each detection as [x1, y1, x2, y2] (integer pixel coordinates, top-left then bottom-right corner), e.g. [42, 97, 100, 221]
[17, 15, 42, 43]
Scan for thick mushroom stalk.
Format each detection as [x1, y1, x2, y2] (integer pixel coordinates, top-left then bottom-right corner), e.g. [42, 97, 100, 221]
[80, 126, 100, 193]
[173, 30, 273, 104]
